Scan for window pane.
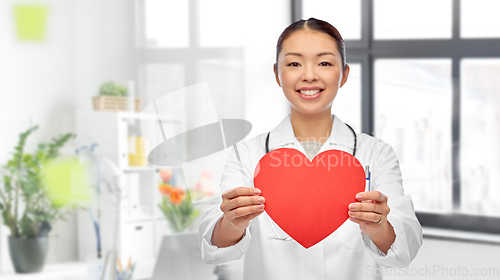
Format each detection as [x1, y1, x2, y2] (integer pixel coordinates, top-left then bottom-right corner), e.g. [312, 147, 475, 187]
[143, 0, 189, 48]
[460, 59, 500, 217]
[198, 0, 244, 47]
[139, 64, 185, 110]
[303, 0, 361, 40]
[374, 0, 452, 39]
[461, 0, 500, 38]
[197, 60, 245, 118]
[375, 59, 453, 213]
[332, 63, 361, 132]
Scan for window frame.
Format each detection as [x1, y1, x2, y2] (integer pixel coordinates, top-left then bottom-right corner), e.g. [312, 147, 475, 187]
[132, 0, 500, 236]
[132, 0, 244, 96]
[296, 0, 500, 236]
[131, 0, 247, 205]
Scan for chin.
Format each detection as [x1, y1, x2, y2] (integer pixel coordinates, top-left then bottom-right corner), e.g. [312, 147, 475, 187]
[291, 106, 330, 116]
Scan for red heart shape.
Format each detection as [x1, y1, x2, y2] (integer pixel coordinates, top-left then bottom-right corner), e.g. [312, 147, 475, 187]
[253, 148, 366, 249]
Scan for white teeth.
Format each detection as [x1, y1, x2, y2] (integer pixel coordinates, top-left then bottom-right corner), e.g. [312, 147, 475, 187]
[299, 89, 321, 95]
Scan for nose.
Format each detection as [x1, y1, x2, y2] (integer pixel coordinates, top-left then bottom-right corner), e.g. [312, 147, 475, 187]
[301, 64, 318, 82]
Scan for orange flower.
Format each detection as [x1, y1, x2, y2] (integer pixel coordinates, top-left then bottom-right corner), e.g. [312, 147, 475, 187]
[159, 168, 173, 183]
[158, 183, 171, 196]
[170, 187, 185, 205]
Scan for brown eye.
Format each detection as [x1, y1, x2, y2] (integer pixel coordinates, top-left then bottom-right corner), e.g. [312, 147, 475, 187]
[288, 62, 299, 67]
[320, 62, 332, 66]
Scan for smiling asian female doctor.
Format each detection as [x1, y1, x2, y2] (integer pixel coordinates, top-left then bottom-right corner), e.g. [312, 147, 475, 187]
[199, 18, 423, 280]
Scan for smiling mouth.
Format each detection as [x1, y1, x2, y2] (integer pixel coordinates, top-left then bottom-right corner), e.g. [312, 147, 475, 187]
[296, 89, 324, 96]
[296, 89, 323, 100]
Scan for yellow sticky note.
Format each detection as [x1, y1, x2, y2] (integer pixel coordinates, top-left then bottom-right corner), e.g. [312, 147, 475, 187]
[14, 5, 48, 41]
[44, 158, 91, 208]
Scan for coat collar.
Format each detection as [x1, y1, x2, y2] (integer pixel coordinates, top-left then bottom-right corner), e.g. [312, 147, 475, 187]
[268, 114, 356, 156]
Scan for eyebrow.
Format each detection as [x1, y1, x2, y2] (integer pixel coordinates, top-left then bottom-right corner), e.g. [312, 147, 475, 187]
[284, 52, 336, 57]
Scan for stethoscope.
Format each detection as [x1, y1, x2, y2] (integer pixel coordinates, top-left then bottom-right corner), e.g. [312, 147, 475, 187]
[262, 122, 358, 240]
[264, 123, 357, 156]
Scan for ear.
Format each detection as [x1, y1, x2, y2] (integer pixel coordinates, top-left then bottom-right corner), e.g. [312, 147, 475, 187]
[273, 63, 281, 87]
[339, 64, 350, 88]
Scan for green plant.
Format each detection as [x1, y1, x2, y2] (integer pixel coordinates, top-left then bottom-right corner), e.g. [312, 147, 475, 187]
[98, 81, 128, 97]
[157, 168, 199, 232]
[0, 125, 78, 238]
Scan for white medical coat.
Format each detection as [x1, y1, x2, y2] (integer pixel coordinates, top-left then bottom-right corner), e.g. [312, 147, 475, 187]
[199, 114, 423, 280]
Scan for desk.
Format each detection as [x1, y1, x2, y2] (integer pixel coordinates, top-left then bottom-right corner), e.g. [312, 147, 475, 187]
[0, 262, 86, 280]
[0, 260, 155, 280]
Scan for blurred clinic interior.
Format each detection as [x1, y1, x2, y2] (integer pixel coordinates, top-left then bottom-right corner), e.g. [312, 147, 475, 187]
[1, 0, 500, 279]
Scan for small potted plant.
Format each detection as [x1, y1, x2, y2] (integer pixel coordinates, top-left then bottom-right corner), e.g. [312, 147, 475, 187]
[157, 168, 200, 233]
[154, 168, 216, 278]
[0, 126, 83, 273]
[92, 80, 141, 112]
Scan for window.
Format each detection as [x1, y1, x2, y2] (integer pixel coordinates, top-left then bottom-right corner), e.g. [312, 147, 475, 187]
[198, 0, 244, 47]
[375, 59, 453, 213]
[139, 64, 185, 106]
[135, 0, 500, 235]
[460, 59, 500, 217]
[461, 0, 500, 38]
[135, 0, 248, 205]
[297, 0, 500, 234]
[374, 0, 452, 40]
[143, 0, 189, 48]
[331, 63, 362, 132]
[303, 0, 362, 40]
[137, 0, 245, 114]
[196, 59, 245, 119]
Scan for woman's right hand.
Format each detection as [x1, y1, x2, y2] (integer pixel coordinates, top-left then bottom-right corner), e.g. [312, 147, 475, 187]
[220, 187, 265, 231]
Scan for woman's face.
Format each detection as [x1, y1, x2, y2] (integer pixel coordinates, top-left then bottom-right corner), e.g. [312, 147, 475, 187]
[274, 29, 350, 116]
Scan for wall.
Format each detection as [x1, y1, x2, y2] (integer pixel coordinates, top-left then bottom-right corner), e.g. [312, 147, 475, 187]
[385, 237, 500, 280]
[74, 0, 131, 112]
[0, 0, 131, 272]
[0, 0, 77, 272]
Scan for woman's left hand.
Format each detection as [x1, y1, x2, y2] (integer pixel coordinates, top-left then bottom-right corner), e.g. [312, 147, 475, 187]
[347, 191, 390, 236]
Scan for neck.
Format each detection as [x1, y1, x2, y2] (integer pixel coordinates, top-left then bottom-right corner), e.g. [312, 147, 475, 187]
[290, 109, 333, 144]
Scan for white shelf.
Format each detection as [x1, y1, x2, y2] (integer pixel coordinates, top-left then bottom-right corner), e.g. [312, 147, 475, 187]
[75, 110, 176, 268]
[78, 110, 182, 122]
[123, 166, 158, 172]
[0, 262, 86, 280]
[123, 166, 181, 173]
[0, 260, 156, 280]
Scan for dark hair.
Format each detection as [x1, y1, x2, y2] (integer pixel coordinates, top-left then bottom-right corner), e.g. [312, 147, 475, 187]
[275, 17, 346, 72]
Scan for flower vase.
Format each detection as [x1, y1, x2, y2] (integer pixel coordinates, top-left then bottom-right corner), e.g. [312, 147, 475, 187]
[8, 236, 49, 273]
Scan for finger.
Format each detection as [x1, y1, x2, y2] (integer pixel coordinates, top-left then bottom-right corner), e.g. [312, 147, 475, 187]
[356, 191, 387, 203]
[349, 216, 371, 226]
[226, 195, 265, 211]
[349, 203, 390, 217]
[233, 209, 265, 225]
[348, 210, 383, 223]
[226, 204, 265, 220]
[223, 187, 261, 200]
[348, 216, 362, 224]
[348, 202, 379, 213]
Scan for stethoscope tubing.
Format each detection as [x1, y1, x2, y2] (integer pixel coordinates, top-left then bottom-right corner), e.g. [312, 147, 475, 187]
[265, 123, 357, 157]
